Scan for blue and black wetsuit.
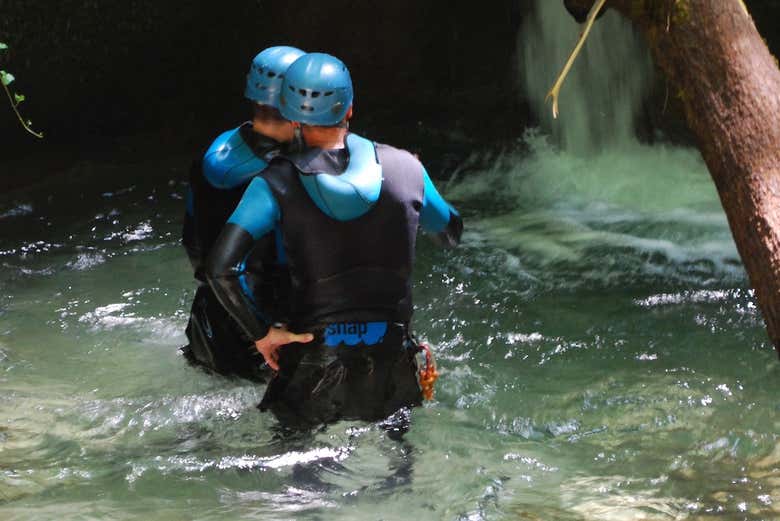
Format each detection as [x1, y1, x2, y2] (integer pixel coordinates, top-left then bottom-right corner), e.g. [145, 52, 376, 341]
[182, 122, 290, 380]
[206, 133, 462, 428]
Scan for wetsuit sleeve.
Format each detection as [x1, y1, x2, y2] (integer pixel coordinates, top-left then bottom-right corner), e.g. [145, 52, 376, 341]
[419, 166, 463, 247]
[206, 177, 280, 341]
[181, 161, 205, 278]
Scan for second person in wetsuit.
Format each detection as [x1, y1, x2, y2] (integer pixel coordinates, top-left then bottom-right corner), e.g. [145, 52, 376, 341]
[181, 46, 304, 380]
[206, 53, 463, 429]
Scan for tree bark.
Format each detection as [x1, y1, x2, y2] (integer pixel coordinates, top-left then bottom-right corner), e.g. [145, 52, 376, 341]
[564, 0, 780, 354]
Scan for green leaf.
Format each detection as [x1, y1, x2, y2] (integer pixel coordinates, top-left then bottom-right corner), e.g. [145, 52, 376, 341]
[0, 71, 15, 86]
[0, 43, 7, 51]
[14, 93, 25, 104]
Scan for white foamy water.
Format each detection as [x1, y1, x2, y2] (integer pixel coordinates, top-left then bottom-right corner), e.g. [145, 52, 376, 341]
[447, 131, 741, 289]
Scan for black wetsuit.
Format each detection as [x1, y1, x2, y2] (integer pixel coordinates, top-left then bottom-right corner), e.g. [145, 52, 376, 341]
[206, 133, 462, 428]
[181, 123, 290, 381]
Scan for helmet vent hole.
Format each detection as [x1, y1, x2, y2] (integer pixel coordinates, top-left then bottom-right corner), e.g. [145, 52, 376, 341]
[299, 89, 307, 96]
[324, 91, 334, 97]
[300, 105, 315, 112]
[289, 86, 295, 92]
[267, 71, 276, 78]
[311, 91, 320, 98]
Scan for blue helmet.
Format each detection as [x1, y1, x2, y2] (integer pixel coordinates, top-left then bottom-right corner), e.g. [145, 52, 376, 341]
[279, 53, 353, 126]
[244, 46, 305, 107]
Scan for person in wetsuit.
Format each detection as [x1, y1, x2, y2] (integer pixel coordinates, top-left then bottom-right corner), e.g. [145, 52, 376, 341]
[206, 53, 462, 429]
[181, 45, 304, 380]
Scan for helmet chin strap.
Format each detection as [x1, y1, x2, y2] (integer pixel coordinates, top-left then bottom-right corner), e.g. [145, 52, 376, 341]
[291, 126, 305, 152]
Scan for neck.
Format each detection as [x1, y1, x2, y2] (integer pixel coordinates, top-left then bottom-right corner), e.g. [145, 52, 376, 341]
[302, 126, 347, 149]
[251, 120, 292, 143]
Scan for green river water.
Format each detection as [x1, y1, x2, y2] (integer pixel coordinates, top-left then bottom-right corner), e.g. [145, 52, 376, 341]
[2, 3, 780, 520]
[1, 132, 778, 520]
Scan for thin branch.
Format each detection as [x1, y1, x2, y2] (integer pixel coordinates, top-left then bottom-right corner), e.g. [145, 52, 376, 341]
[1, 75, 43, 139]
[545, 0, 609, 119]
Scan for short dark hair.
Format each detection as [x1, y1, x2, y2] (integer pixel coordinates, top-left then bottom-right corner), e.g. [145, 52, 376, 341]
[252, 103, 286, 122]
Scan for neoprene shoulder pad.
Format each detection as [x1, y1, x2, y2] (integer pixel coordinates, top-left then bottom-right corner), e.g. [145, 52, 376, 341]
[202, 123, 272, 189]
[296, 133, 383, 221]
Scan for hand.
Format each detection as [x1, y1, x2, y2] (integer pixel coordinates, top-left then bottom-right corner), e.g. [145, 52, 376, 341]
[255, 326, 314, 371]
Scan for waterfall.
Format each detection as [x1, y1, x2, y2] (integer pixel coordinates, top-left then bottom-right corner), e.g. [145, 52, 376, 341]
[519, 1, 654, 154]
[447, 0, 737, 288]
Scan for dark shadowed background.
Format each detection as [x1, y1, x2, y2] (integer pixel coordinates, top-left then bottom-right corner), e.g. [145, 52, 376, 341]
[1, 0, 779, 188]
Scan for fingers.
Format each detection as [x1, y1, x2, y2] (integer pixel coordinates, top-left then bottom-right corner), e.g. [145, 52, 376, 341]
[255, 339, 280, 371]
[267, 327, 312, 344]
[288, 332, 314, 344]
[254, 329, 314, 371]
[262, 346, 280, 371]
[265, 354, 279, 371]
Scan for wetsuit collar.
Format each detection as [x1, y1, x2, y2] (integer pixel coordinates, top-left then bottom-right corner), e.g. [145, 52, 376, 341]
[238, 122, 283, 158]
[284, 136, 350, 176]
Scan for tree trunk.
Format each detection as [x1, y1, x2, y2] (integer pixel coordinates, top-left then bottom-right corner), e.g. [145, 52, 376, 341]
[564, 0, 780, 354]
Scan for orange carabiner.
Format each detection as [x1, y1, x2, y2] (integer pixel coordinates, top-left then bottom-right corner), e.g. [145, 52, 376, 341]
[418, 343, 439, 401]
